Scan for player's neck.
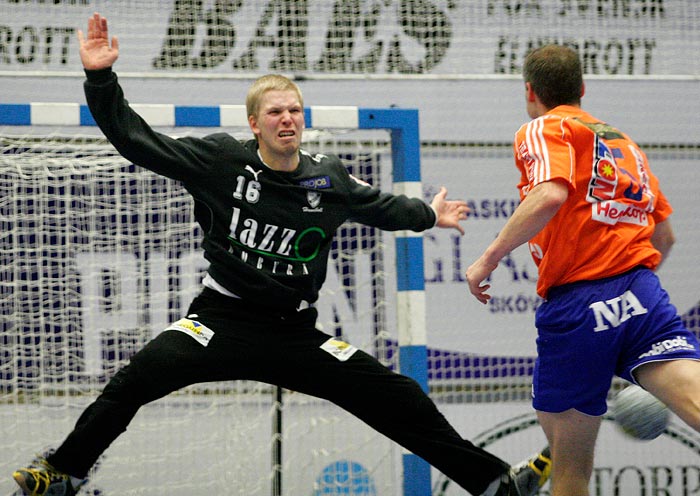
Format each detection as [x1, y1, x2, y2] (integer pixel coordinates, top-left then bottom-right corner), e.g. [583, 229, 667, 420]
[257, 148, 299, 172]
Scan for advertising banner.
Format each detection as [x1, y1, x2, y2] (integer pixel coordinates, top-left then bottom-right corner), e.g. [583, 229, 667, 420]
[2, 0, 697, 76]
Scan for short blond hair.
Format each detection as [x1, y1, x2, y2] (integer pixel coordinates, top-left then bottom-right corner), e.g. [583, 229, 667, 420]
[246, 74, 304, 119]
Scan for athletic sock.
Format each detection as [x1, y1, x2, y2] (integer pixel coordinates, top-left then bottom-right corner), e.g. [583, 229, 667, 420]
[480, 474, 508, 496]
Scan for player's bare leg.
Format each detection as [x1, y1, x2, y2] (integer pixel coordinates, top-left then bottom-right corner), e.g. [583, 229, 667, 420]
[635, 359, 700, 432]
[536, 409, 601, 496]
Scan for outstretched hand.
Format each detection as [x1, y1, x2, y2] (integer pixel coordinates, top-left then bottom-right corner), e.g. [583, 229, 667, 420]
[430, 186, 470, 235]
[466, 257, 498, 304]
[78, 12, 119, 70]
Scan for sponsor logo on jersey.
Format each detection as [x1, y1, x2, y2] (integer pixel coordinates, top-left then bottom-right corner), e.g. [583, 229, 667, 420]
[228, 206, 327, 269]
[587, 136, 654, 226]
[588, 137, 620, 202]
[299, 176, 332, 189]
[591, 200, 649, 226]
[638, 336, 697, 359]
[304, 191, 323, 212]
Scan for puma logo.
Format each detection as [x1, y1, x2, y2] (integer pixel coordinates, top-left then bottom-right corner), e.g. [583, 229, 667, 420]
[245, 165, 262, 181]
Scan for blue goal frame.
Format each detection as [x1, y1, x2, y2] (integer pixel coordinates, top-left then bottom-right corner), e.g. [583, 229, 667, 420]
[0, 102, 432, 496]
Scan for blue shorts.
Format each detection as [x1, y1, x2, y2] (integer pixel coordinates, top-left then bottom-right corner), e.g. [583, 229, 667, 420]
[532, 267, 700, 416]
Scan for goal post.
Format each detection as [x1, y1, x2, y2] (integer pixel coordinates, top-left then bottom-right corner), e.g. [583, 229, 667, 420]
[359, 107, 432, 495]
[0, 102, 431, 495]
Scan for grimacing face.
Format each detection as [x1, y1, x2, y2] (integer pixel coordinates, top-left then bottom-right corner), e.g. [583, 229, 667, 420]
[249, 89, 305, 168]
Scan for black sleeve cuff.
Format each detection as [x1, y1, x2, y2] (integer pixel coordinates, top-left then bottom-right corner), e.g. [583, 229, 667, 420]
[84, 67, 114, 84]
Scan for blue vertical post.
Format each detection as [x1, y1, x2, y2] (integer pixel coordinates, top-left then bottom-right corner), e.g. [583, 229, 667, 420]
[360, 109, 431, 496]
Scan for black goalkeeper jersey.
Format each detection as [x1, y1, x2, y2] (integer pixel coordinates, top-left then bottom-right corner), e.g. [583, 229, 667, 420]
[84, 68, 436, 311]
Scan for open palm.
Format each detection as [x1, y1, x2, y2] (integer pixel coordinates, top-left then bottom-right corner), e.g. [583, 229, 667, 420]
[78, 12, 119, 70]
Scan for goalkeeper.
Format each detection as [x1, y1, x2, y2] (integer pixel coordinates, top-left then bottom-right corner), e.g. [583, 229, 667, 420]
[14, 12, 550, 496]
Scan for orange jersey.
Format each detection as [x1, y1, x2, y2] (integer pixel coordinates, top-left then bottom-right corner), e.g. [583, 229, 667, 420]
[513, 105, 672, 298]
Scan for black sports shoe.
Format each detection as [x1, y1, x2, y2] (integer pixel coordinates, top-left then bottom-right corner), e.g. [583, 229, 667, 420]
[13, 457, 84, 496]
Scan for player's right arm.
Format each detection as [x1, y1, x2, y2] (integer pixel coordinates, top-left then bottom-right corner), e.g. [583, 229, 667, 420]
[78, 13, 226, 182]
[466, 179, 568, 304]
[78, 12, 119, 71]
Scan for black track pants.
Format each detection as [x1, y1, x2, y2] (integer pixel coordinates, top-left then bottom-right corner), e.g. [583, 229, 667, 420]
[48, 288, 508, 494]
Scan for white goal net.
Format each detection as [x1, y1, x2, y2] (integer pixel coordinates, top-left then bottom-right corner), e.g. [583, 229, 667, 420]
[0, 127, 403, 496]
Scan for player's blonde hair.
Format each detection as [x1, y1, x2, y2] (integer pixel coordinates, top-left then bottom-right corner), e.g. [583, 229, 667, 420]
[246, 74, 304, 119]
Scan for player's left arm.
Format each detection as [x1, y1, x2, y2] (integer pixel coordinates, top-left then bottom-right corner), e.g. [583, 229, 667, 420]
[429, 186, 469, 235]
[343, 166, 437, 232]
[650, 218, 675, 267]
[648, 186, 674, 267]
[466, 179, 569, 304]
